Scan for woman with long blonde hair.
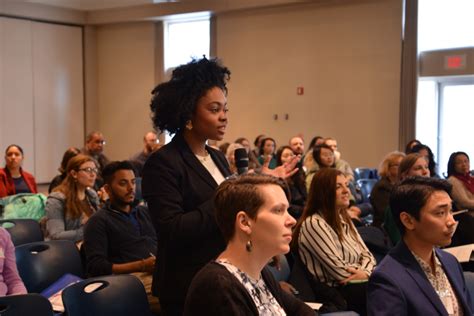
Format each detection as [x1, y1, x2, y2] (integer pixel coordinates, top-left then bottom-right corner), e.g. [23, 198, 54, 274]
[45, 154, 100, 242]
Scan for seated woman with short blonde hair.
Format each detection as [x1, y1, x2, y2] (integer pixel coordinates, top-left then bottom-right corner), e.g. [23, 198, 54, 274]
[184, 174, 314, 316]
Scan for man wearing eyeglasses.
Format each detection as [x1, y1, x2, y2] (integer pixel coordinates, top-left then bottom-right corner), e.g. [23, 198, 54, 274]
[82, 131, 110, 173]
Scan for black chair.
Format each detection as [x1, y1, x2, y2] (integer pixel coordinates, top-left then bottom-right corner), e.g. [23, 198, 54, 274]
[0, 293, 54, 316]
[356, 179, 378, 203]
[266, 254, 291, 282]
[0, 219, 43, 246]
[15, 240, 84, 293]
[354, 168, 377, 181]
[62, 275, 152, 316]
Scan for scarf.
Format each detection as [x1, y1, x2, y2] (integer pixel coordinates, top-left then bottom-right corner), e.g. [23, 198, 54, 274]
[454, 173, 474, 194]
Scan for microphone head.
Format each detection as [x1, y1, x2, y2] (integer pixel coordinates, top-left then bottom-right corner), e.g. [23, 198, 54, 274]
[234, 148, 249, 174]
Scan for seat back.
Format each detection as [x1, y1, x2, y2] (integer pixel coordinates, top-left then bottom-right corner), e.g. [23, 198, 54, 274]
[463, 271, 474, 309]
[0, 293, 54, 316]
[266, 254, 290, 282]
[62, 275, 152, 316]
[0, 219, 43, 246]
[354, 168, 377, 181]
[15, 240, 84, 293]
[356, 179, 378, 203]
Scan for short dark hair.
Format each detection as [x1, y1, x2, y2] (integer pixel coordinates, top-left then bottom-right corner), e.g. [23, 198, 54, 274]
[214, 174, 289, 243]
[312, 144, 335, 168]
[390, 176, 452, 234]
[447, 151, 469, 177]
[259, 137, 276, 156]
[150, 57, 231, 135]
[102, 161, 135, 185]
[5, 144, 24, 156]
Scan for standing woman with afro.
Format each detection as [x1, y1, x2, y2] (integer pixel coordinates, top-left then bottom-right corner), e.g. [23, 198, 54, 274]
[143, 58, 298, 315]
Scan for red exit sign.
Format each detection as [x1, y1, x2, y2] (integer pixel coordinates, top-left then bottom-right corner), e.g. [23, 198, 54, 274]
[444, 55, 466, 70]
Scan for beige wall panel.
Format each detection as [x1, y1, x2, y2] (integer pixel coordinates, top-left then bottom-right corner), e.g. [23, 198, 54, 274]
[32, 22, 84, 183]
[216, 0, 402, 168]
[96, 22, 157, 161]
[0, 17, 35, 174]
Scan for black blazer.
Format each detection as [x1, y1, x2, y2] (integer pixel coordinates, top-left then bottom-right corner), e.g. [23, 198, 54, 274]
[142, 132, 232, 308]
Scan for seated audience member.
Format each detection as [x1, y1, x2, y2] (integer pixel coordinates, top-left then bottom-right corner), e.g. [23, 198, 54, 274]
[81, 131, 109, 172]
[184, 174, 314, 316]
[45, 154, 100, 242]
[368, 177, 473, 315]
[294, 168, 376, 315]
[0, 227, 27, 296]
[370, 151, 405, 227]
[324, 138, 354, 182]
[252, 134, 266, 161]
[257, 137, 277, 169]
[303, 136, 324, 172]
[307, 145, 362, 222]
[225, 143, 244, 175]
[289, 136, 305, 167]
[404, 139, 421, 154]
[447, 151, 474, 210]
[130, 131, 160, 176]
[409, 143, 440, 178]
[49, 147, 81, 193]
[235, 137, 260, 170]
[83, 161, 158, 312]
[305, 144, 335, 190]
[446, 151, 474, 245]
[276, 146, 307, 219]
[0, 144, 37, 198]
[384, 153, 430, 244]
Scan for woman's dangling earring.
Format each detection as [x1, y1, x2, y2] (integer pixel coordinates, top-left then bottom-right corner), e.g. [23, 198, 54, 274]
[246, 240, 253, 252]
[186, 120, 193, 130]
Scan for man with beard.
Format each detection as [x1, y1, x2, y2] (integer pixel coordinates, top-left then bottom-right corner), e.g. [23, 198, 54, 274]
[83, 160, 159, 313]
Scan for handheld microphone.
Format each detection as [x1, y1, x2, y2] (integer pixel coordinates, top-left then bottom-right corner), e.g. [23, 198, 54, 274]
[234, 148, 249, 175]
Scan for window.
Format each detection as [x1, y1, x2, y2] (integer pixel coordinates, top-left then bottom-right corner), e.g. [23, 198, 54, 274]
[416, 0, 474, 176]
[164, 18, 210, 70]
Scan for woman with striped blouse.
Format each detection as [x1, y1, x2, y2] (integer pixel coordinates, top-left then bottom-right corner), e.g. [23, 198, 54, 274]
[293, 168, 376, 315]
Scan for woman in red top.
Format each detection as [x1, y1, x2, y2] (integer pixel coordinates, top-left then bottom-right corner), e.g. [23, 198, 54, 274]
[0, 144, 37, 198]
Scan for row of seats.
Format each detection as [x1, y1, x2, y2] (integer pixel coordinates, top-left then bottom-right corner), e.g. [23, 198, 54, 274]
[0, 219, 153, 315]
[0, 274, 151, 316]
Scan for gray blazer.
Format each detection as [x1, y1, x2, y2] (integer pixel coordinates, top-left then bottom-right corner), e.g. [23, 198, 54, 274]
[45, 188, 99, 242]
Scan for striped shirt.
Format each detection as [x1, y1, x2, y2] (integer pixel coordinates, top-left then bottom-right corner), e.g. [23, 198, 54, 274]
[298, 213, 376, 287]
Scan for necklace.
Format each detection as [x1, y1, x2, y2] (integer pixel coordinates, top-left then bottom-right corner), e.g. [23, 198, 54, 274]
[196, 150, 210, 162]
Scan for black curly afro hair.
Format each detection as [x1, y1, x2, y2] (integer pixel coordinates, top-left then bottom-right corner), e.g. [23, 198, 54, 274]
[150, 57, 231, 135]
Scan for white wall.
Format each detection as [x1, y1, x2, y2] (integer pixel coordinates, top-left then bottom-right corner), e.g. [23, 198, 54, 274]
[0, 17, 84, 183]
[216, 0, 402, 168]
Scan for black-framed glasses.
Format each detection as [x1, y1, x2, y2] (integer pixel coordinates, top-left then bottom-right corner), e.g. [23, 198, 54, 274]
[78, 167, 99, 175]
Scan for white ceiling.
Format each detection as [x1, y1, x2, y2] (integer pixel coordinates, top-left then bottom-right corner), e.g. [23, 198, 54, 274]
[19, 0, 178, 11]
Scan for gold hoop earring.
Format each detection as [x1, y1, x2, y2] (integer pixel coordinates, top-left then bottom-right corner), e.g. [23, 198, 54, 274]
[246, 240, 252, 252]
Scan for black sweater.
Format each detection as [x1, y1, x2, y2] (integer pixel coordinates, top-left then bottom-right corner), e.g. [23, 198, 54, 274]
[83, 203, 157, 277]
[184, 262, 317, 316]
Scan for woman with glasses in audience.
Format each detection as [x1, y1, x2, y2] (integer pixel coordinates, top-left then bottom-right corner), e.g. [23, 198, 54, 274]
[370, 151, 405, 227]
[45, 154, 100, 242]
[0, 144, 37, 198]
[294, 168, 376, 315]
[48, 147, 81, 193]
[184, 174, 314, 316]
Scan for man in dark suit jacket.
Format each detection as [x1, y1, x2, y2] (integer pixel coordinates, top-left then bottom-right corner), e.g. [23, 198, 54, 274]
[368, 177, 473, 315]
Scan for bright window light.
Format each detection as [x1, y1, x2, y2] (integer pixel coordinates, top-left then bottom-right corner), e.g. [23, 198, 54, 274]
[164, 19, 210, 70]
[418, 0, 474, 52]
